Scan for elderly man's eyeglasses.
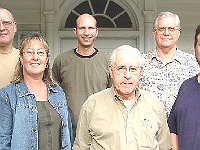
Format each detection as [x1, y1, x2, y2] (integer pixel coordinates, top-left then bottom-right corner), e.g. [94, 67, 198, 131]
[23, 49, 47, 57]
[112, 65, 139, 75]
[155, 27, 180, 34]
[0, 20, 15, 27]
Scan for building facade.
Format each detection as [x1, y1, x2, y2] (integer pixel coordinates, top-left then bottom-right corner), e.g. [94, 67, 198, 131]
[1, 0, 200, 63]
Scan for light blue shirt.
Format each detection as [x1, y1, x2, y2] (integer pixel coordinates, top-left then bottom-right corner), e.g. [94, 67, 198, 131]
[0, 81, 73, 150]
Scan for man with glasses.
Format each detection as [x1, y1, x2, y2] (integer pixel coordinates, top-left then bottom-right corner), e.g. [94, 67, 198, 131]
[73, 45, 172, 150]
[140, 11, 199, 117]
[0, 7, 19, 88]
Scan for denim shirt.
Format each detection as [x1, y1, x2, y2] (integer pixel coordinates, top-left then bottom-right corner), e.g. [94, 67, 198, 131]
[0, 81, 73, 150]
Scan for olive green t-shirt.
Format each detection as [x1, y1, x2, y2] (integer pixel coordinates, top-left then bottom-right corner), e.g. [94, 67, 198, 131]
[37, 101, 61, 150]
[52, 49, 111, 131]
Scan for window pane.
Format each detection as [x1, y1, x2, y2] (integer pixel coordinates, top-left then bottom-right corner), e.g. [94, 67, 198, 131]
[114, 13, 133, 28]
[95, 15, 114, 28]
[74, 1, 92, 14]
[106, 1, 124, 18]
[91, 0, 107, 14]
[65, 13, 78, 28]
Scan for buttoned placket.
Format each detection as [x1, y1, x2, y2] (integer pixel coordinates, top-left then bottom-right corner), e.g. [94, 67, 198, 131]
[115, 96, 139, 150]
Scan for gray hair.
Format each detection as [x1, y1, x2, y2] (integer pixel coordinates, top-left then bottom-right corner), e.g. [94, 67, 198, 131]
[153, 11, 181, 31]
[110, 45, 143, 67]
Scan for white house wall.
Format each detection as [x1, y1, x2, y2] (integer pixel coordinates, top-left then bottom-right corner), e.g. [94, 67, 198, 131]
[1, 0, 200, 63]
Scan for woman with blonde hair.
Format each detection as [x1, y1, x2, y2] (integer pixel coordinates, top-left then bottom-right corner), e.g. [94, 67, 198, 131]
[0, 32, 73, 150]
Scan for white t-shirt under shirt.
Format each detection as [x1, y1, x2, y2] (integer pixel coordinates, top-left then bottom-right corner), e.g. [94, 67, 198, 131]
[123, 99, 135, 113]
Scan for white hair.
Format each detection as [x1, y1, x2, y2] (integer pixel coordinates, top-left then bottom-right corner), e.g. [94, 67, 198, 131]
[153, 11, 181, 31]
[110, 45, 143, 67]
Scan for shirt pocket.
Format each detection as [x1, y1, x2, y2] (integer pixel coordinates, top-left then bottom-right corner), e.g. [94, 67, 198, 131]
[138, 119, 159, 150]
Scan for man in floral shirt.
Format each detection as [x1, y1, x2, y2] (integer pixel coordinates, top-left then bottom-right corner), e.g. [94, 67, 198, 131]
[140, 11, 199, 117]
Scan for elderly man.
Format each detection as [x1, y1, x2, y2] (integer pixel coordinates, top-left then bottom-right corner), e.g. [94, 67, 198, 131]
[73, 45, 172, 150]
[140, 11, 199, 117]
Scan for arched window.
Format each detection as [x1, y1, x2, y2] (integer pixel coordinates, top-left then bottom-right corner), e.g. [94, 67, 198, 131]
[64, 0, 137, 30]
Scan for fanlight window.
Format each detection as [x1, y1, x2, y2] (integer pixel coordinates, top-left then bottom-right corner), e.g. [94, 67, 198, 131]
[64, 0, 137, 30]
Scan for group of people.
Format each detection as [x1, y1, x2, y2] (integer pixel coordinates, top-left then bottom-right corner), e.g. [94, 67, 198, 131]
[0, 6, 200, 150]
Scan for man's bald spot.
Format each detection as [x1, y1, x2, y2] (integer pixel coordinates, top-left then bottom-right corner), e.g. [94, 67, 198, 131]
[75, 13, 97, 28]
[0, 7, 15, 21]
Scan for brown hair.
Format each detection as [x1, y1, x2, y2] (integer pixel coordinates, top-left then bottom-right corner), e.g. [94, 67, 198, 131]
[194, 24, 200, 48]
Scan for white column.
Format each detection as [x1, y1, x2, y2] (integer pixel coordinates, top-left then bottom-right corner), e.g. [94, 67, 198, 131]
[44, 11, 55, 64]
[143, 10, 154, 53]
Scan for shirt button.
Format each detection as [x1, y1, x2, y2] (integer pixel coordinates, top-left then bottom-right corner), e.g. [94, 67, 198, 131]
[127, 139, 132, 145]
[32, 128, 37, 133]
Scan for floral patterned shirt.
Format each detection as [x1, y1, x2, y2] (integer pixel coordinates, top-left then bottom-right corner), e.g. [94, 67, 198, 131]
[140, 49, 200, 117]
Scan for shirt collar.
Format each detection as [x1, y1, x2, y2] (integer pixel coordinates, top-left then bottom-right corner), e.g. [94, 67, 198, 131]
[16, 81, 58, 97]
[148, 47, 184, 64]
[74, 47, 98, 58]
[113, 86, 141, 103]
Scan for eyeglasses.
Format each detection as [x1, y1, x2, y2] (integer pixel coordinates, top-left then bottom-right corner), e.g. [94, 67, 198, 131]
[0, 20, 15, 27]
[155, 27, 180, 34]
[23, 49, 47, 57]
[112, 65, 139, 75]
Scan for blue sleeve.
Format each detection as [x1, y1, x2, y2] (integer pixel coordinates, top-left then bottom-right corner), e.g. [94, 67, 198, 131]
[167, 78, 188, 135]
[67, 106, 74, 144]
[0, 89, 13, 150]
[167, 100, 178, 134]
